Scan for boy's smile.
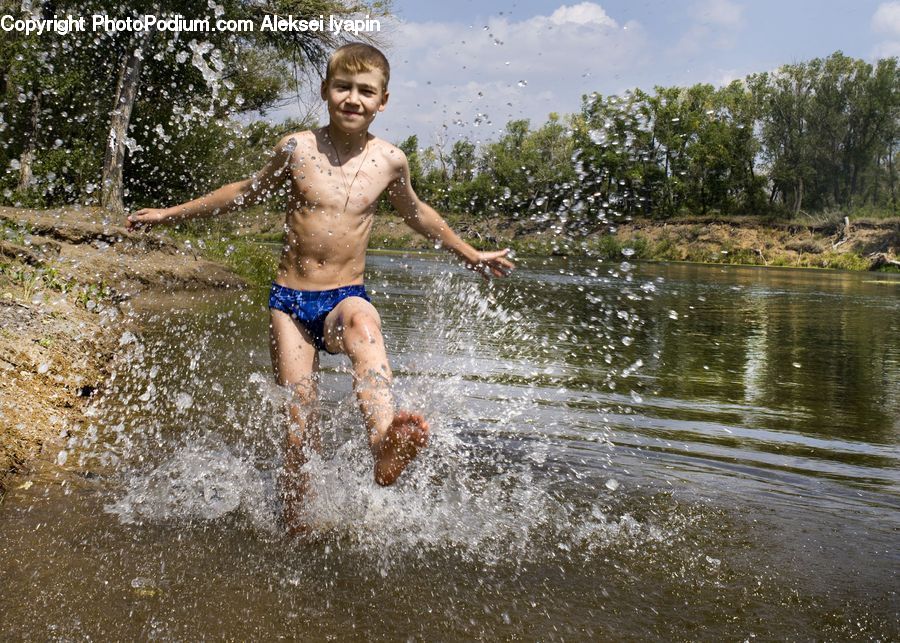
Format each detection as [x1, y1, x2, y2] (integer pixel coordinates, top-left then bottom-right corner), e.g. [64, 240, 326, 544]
[322, 70, 389, 135]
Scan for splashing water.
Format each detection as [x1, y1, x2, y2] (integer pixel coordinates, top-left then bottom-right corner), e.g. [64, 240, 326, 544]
[80, 266, 675, 570]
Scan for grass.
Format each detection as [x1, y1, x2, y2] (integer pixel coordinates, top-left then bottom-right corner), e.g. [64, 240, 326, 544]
[0, 261, 114, 306]
[188, 235, 279, 288]
[0, 219, 31, 245]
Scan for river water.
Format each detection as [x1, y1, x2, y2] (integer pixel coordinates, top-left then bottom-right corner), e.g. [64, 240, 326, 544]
[1, 255, 897, 640]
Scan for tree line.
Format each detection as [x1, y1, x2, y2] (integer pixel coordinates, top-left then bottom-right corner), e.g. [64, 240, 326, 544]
[1, 18, 897, 223]
[402, 52, 898, 222]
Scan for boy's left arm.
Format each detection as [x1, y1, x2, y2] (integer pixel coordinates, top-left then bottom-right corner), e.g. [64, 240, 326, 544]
[387, 154, 514, 279]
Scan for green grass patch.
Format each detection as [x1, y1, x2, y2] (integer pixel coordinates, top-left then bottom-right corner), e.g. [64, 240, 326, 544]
[813, 251, 872, 271]
[196, 236, 280, 288]
[0, 260, 114, 306]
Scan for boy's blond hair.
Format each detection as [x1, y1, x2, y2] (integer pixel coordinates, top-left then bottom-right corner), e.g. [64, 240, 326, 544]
[325, 43, 390, 92]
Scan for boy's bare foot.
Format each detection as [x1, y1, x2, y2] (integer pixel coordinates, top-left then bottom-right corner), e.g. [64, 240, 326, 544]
[373, 411, 429, 486]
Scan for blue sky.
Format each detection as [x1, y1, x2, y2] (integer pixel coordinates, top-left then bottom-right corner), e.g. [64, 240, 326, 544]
[274, 1, 900, 146]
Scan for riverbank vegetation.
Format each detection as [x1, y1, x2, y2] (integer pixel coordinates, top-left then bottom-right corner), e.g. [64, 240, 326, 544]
[1, 11, 897, 271]
[398, 52, 898, 223]
[0, 0, 387, 213]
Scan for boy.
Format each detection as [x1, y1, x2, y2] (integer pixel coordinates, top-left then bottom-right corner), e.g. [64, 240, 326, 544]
[127, 43, 514, 532]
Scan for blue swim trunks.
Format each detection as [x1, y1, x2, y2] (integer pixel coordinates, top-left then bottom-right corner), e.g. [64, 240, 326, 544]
[268, 283, 371, 353]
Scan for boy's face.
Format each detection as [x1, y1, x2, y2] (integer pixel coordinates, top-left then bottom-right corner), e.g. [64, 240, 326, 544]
[321, 69, 389, 135]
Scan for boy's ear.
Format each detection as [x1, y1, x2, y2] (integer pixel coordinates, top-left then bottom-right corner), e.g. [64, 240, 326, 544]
[320, 80, 327, 101]
[379, 90, 389, 112]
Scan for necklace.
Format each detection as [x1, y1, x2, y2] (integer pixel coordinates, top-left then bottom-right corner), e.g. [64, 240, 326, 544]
[328, 130, 370, 212]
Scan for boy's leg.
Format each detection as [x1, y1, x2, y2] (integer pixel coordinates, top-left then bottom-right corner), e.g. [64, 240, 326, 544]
[269, 309, 319, 532]
[323, 297, 429, 485]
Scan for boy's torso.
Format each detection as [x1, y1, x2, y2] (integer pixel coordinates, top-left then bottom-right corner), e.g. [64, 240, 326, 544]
[275, 129, 400, 291]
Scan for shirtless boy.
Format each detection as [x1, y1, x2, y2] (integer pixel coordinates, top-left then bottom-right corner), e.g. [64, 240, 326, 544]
[127, 43, 514, 531]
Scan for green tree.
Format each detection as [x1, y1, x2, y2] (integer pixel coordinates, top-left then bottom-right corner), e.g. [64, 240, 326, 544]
[0, 0, 390, 212]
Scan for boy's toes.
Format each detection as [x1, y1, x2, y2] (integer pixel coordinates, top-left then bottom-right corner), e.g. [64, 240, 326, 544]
[411, 420, 429, 446]
[398, 412, 429, 446]
[373, 411, 430, 486]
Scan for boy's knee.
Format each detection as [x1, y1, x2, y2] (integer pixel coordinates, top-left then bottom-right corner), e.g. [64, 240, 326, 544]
[343, 307, 381, 340]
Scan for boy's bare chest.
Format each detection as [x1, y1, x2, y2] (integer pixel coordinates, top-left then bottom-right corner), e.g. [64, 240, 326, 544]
[289, 150, 391, 213]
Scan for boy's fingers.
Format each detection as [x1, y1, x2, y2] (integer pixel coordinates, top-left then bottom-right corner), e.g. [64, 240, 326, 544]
[127, 209, 158, 230]
[488, 256, 515, 274]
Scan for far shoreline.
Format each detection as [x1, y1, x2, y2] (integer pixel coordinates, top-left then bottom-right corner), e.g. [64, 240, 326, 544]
[216, 211, 900, 285]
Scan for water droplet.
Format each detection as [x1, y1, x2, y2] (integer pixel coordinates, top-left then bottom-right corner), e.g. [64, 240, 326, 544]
[588, 129, 607, 145]
[621, 247, 635, 257]
[56, 450, 68, 466]
[175, 392, 193, 412]
[605, 478, 620, 491]
[517, 80, 527, 87]
[668, 310, 679, 320]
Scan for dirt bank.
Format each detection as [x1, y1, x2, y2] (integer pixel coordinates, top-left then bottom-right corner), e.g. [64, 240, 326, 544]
[365, 213, 900, 270]
[608, 217, 900, 270]
[0, 206, 245, 497]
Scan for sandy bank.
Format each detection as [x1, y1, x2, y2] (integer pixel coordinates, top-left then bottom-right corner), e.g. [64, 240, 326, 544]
[0, 206, 245, 496]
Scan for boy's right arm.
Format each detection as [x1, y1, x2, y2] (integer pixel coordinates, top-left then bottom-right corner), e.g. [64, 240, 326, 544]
[126, 135, 298, 229]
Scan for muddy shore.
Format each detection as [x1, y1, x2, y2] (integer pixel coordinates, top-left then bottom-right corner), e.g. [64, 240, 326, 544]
[0, 206, 245, 497]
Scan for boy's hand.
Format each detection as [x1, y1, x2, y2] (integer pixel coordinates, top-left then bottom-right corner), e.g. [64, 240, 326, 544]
[467, 248, 515, 279]
[126, 208, 169, 230]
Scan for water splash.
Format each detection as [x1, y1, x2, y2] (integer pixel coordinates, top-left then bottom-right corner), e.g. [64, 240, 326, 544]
[82, 270, 665, 567]
[106, 434, 275, 528]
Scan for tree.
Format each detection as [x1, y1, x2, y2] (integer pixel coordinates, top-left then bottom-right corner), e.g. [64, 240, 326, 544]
[0, 0, 389, 212]
[759, 62, 816, 214]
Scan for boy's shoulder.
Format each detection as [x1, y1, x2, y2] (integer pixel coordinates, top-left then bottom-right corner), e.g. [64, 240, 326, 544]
[368, 135, 408, 171]
[275, 129, 317, 150]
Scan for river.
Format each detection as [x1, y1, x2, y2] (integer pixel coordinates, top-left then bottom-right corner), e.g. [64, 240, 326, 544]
[1, 255, 897, 639]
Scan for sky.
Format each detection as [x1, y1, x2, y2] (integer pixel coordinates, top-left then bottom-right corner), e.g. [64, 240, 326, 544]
[270, 1, 900, 146]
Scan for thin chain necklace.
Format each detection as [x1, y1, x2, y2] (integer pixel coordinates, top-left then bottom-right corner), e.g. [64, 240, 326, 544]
[328, 129, 370, 212]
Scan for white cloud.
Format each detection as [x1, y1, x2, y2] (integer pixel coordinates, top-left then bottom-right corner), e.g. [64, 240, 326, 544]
[872, 1, 900, 37]
[873, 39, 900, 58]
[872, 2, 900, 59]
[548, 3, 618, 27]
[368, 3, 649, 144]
[693, 0, 745, 27]
[672, 0, 744, 56]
